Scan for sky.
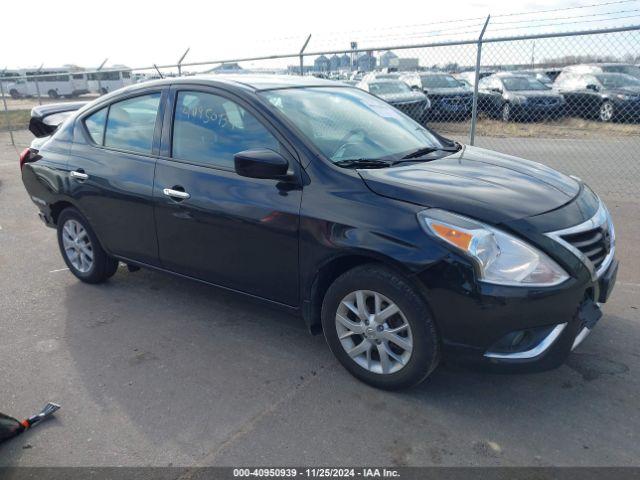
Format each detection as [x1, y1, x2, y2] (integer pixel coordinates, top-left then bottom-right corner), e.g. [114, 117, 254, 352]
[1, 0, 639, 71]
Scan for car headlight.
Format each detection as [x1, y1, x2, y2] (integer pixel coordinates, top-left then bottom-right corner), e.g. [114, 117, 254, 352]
[615, 93, 632, 101]
[417, 209, 569, 287]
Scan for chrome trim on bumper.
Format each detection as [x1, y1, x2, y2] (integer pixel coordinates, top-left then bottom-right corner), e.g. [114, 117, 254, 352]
[544, 200, 616, 281]
[484, 323, 567, 360]
[571, 327, 591, 351]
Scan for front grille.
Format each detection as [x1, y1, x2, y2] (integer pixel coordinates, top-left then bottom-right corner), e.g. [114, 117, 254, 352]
[441, 96, 472, 105]
[529, 97, 559, 106]
[560, 226, 609, 270]
[547, 201, 615, 277]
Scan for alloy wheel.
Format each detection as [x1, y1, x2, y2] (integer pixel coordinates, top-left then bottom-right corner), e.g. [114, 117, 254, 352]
[599, 101, 614, 122]
[61, 219, 94, 273]
[502, 103, 511, 122]
[335, 290, 413, 375]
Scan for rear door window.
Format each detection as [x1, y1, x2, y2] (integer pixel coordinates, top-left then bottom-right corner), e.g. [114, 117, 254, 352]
[104, 93, 161, 154]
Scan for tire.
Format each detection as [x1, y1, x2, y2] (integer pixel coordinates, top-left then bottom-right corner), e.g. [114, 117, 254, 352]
[321, 264, 440, 390]
[48, 89, 59, 99]
[9, 89, 20, 99]
[57, 208, 119, 284]
[599, 101, 614, 122]
[501, 102, 511, 122]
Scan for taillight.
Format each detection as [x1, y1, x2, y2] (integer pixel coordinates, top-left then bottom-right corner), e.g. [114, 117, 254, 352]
[19, 148, 30, 171]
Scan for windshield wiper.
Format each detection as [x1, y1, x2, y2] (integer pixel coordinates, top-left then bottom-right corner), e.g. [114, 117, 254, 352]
[400, 142, 462, 160]
[334, 158, 394, 169]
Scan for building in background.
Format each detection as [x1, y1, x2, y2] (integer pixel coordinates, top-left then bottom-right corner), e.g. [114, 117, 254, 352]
[207, 62, 244, 73]
[340, 53, 351, 69]
[380, 51, 419, 71]
[329, 54, 341, 71]
[380, 51, 398, 69]
[357, 52, 377, 72]
[314, 55, 330, 72]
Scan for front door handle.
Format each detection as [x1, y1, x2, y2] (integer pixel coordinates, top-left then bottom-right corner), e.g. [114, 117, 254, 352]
[70, 170, 89, 181]
[163, 188, 191, 200]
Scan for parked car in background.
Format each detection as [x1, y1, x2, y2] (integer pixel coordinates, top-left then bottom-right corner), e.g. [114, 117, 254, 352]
[560, 63, 640, 80]
[453, 70, 495, 87]
[554, 72, 640, 122]
[510, 70, 554, 86]
[357, 78, 430, 122]
[360, 72, 401, 83]
[540, 68, 563, 82]
[20, 75, 617, 390]
[478, 73, 565, 121]
[400, 72, 473, 120]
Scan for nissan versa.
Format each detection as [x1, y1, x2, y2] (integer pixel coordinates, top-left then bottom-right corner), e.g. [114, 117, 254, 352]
[20, 75, 617, 389]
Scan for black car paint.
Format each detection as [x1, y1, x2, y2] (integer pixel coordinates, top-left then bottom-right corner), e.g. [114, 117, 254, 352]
[21, 76, 614, 368]
[560, 83, 640, 120]
[479, 76, 565, 120]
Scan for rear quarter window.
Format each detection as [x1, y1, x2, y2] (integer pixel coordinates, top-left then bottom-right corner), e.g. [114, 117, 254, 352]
[84, 107, 108, 144]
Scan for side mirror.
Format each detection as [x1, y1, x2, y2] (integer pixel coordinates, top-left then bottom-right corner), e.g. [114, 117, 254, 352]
[410, 85, 422, 92]
[586, 84, 599, 92]
[234, 148, 289, 180]
[491, 87, 503, 94]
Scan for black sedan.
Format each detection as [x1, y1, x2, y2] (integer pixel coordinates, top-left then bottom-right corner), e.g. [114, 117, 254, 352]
[554, 72, 640, 122]
[478, 73, 566, 121]
[20, 75, 616, 389]
[357, 79, 431, 122]
[401, 72, 473, 120]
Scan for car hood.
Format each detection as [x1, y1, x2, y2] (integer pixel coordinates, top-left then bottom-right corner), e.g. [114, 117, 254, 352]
[507, 90, 563, 98]
[377, 91, 427, 104]
[425, 87, 471, 96]
[606, 86, 640, 95]
[358, 145, 580, 225]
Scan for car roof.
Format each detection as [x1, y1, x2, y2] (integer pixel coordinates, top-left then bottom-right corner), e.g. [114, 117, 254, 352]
[491, 72, 531, 78]
[112, 74, 343, 95]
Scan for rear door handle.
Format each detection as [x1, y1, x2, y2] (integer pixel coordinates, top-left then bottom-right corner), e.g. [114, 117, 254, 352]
[163, 188, 191, 200]
[70, 170, 89, 181]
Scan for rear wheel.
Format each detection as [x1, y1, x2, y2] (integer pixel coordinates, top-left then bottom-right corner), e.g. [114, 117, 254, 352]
[47, 89, 59, 99]
[599, 101, 614, 122]
[321, 265, 439, 390]
[57, 208, 119, 284]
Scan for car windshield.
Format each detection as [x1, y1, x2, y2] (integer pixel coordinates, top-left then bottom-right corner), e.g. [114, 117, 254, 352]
[260, 87, 443, 163]
[421, 75, 463, 89]
[368, 81, 410, 95]
[595, 73, 640, 88]
[602, 65, 640, 78]
[502, 76, 550, 91]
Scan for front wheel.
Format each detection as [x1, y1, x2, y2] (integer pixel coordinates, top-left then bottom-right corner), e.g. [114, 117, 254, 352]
[501, 102, 511, 122]
[9, 89, 20, 99]
[47, 89, 59, 99]
[57, 208, 119, 284]
[321, 265, 439, 390]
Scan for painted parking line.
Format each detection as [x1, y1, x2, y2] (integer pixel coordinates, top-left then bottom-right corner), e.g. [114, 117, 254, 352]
[49, 267, 69, 273]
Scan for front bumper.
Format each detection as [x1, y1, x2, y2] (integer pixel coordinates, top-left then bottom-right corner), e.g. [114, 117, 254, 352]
[425, 256, 617, 372]
[417, 192, 617, 372]
[511, 102, 565, 118]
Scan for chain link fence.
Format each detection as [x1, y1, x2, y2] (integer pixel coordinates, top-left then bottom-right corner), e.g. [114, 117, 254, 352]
[2, 24, 639, 200]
